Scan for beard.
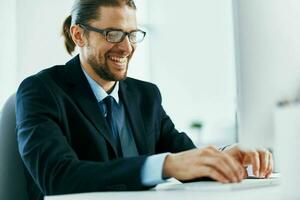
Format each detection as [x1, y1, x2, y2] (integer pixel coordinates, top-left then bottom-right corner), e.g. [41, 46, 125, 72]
[87, 53, 129, 82]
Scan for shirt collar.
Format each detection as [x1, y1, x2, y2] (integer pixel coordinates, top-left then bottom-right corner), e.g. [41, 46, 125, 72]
[81, 66, 119, 103]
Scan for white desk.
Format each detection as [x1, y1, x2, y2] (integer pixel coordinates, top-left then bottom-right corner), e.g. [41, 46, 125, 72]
[44, 178, 292, 200]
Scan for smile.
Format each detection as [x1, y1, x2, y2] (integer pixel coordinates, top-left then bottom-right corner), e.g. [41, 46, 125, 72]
[108, 56, 128, 64]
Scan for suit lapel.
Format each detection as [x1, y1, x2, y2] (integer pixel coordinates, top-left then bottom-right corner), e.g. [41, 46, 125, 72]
[119, 81, 149, 155]
[65, 56, 118, 155]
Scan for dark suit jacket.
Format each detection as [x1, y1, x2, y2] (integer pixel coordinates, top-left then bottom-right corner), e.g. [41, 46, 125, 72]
[16, 55, 196, 200]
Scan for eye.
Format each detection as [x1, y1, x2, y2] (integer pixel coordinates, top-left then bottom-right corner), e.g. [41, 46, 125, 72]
[106, 31, 124, 42]
[129, 32, 137, 41]
[130, 31, 145, 43]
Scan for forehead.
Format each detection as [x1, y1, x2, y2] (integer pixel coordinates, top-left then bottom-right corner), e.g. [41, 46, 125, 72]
[91, 6, 137, 31]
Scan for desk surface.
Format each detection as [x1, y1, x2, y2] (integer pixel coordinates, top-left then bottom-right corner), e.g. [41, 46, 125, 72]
[44, 178, 289, 200]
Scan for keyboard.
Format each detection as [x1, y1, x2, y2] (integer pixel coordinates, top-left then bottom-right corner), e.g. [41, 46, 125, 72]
[155, 173, 281, 191]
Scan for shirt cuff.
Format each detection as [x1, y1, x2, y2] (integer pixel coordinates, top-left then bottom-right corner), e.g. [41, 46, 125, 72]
[141, 153, 170, 186]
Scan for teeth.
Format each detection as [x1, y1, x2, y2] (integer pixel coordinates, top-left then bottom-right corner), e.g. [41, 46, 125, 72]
[109, 56, 127, 63]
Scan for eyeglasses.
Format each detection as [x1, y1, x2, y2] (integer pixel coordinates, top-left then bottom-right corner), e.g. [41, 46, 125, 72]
[78, 24, 146, 44]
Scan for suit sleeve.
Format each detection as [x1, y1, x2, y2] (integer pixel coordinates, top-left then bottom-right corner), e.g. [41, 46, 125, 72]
[153, 86, 197, 153]
[16, 76, 148, 195]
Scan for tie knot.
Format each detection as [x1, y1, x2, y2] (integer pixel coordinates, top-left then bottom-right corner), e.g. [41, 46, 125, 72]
[104, 95, 114, 106]
[103, 96, 115, 114]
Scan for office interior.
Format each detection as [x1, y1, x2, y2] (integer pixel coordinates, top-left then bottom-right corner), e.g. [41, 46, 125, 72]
[1, 0, 300, 198]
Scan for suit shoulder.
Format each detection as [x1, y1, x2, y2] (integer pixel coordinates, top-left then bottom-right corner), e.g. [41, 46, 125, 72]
[17, 65, 67, 94]
[20, 64, 67, 84]
[124, 77, 159, 91]
[36, 65, 67, 80]
[122, 77, 162, 102]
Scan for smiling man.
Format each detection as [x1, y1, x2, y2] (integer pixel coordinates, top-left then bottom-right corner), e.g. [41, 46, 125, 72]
[16, 1, 273, 200]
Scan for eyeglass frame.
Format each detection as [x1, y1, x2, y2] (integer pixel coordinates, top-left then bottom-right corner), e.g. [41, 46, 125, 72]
[78, 24, 146, 44]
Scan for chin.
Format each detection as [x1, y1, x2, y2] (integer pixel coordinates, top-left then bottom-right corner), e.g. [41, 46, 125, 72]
[115, 73, 127, 81]
[112, 68, 128, 80]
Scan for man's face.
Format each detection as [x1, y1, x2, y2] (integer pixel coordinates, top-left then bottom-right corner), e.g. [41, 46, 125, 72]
[82, 6, 137, 81]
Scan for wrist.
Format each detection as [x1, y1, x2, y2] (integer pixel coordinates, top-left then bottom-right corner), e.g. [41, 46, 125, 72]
[162, 153, 175, 179]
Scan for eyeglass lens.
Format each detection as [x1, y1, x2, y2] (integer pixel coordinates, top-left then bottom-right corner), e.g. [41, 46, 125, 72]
[106, 30, 145, 43]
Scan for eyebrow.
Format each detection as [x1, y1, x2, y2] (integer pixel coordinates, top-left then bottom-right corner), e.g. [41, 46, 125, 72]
[103, 27, 139, 32]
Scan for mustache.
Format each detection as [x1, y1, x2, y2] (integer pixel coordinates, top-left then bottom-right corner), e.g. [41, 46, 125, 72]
[105, 49, 135, 59]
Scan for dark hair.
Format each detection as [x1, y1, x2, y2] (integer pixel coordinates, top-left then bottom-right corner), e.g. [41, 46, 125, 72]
[62, 0, 136, 55]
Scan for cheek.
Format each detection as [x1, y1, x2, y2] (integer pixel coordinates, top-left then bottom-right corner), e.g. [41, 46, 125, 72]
[87, 37, 113, 56]
[97, 44, 114, 57]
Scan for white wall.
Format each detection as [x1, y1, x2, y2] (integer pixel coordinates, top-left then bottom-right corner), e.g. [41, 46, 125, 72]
[149, 0, 237, 146]
[16, 0, 74, 82]
[0, 0, 74, 109]
[235, 0, 300, 149]
[0, 0, 17, 109]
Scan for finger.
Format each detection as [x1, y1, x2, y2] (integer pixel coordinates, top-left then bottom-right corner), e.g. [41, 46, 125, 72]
[258, 150, 269, 178]
[201, 155, 241, 182]
[248, 151, 260, 177]
[221, 152, 244, 181]
[242, 167, 248, 179]
[200, 146, 218, 156]
[198, 165, 229, 183]
[206, 145, 219, 152]
[200, 147, 243, 182]
[265, 169, 272, 178]
[265, 153, 274, 178]
[200, 156, 234, 182]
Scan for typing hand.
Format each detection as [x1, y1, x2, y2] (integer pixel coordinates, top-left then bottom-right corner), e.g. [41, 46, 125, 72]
[163, 146, 246, 183]
[223, 145, 273, 178]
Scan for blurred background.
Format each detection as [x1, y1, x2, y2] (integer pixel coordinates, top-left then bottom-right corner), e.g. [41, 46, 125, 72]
[1, 0, 300, 149]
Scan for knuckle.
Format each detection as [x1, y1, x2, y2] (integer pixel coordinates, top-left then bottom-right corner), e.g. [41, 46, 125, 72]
[207, 145, 216, 150]
[202, 148, 214, 155]
[200, 149, 208, 155]
[262, 151, 270, 157]
[250, 151, 259, 158]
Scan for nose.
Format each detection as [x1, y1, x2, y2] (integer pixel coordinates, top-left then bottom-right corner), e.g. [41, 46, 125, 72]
[117, 35, 133, 53]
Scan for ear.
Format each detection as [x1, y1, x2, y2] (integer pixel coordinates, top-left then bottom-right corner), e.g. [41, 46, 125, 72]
[70, 25, 86, 47]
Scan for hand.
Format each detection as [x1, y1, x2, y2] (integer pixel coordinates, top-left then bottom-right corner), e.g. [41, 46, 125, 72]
[163, 146, 246, 183]
[223, 145, 273, 178]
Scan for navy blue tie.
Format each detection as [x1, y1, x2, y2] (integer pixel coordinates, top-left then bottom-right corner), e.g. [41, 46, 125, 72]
[102, 96, 122, 156]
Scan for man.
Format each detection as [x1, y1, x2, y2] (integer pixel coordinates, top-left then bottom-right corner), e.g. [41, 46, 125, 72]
[16, 1, 273, 200]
